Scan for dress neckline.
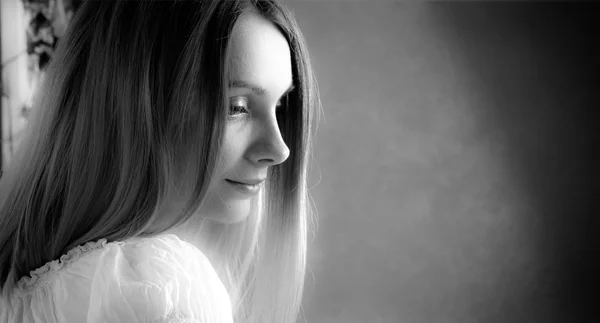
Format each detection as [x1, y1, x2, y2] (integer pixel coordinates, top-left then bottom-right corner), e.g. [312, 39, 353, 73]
[15, 238, 120, 295]
[14, 234, 180, 296]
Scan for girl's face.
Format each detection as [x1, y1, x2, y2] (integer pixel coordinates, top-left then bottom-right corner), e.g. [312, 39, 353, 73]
[192, 12, 293, 224]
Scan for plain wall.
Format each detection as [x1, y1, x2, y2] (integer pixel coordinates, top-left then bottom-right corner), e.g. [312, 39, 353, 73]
[288, 1, 597, 323]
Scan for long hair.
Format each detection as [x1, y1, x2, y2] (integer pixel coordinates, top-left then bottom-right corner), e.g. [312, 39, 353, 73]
[0, 1, 321, 322]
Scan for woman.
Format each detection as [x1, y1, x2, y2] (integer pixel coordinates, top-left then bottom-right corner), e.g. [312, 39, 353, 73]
[0, 0, 320, 322]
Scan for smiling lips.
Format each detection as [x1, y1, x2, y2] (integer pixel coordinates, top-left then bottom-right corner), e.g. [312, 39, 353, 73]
[226, 178, 265, 186]
[225, 178, 264, 195]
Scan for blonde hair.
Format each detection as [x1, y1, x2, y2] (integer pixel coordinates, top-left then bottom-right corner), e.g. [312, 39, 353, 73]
[0, 1, 321, 322]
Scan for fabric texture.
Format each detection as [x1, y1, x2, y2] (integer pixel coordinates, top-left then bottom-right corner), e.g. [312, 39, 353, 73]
[0, 234, 233, 323]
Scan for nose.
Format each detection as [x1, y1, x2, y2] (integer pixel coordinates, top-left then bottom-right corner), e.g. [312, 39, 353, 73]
[247, 115, 290, 167]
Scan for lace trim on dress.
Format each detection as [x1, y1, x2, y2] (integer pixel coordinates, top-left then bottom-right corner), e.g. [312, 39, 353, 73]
[13, 238, 125, 298]
[152, 311, 203, 323]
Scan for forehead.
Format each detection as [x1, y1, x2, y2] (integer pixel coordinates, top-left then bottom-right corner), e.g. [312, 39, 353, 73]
[228, 12, 292, 89]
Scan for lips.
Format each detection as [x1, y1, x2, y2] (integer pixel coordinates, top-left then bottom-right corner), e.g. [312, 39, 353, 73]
[225, 178, 263, 196]
[226, 178, 265, 185]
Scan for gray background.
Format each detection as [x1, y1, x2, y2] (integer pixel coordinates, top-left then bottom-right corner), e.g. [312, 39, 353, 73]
[289, 1, 597, 323]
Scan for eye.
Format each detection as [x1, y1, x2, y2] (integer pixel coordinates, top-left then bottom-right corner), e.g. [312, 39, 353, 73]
[228, 97, 249, 119]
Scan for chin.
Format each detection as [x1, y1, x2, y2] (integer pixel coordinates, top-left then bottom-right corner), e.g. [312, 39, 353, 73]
[207, 200, 252, 224]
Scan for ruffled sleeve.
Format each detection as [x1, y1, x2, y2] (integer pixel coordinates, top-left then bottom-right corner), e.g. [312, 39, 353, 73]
[1, 234, 233, 323]
[87, 235, 233, 323]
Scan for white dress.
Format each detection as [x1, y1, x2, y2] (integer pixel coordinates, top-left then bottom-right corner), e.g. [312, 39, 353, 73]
[0, 234, 233, 323]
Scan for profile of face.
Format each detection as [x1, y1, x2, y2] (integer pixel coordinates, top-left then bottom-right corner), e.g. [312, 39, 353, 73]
[171, 12, 293, 225]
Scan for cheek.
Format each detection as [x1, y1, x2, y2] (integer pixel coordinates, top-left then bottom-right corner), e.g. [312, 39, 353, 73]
[220, 126, 251, 169]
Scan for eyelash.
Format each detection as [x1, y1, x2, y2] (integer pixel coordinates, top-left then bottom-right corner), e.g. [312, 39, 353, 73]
[227, 97, 286, 120]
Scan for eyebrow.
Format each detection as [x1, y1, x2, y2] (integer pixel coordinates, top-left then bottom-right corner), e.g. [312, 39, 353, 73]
[229, 80, 295, 98]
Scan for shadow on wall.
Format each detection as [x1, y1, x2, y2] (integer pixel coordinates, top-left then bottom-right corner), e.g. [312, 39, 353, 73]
[432, 3, 598, 321]
[289, 1, 598, 323]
